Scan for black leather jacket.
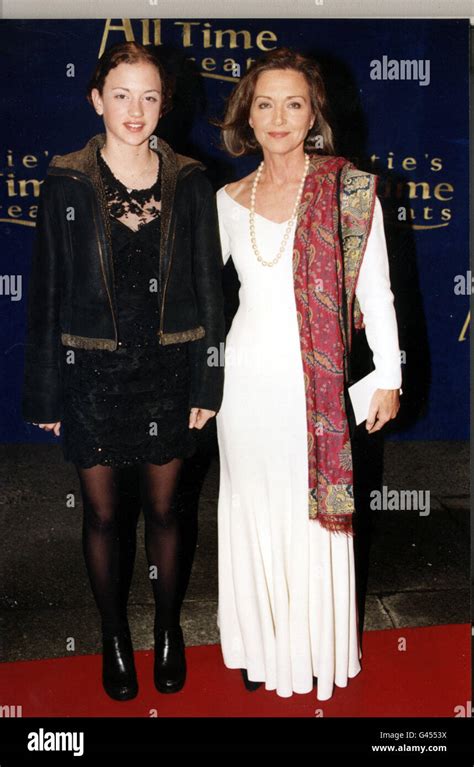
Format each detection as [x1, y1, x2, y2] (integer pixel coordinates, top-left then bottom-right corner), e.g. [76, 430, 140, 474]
[21, 133, 225, 424]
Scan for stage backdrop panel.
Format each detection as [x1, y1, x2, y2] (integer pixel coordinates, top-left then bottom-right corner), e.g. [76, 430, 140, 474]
[0, 18, 469, 442]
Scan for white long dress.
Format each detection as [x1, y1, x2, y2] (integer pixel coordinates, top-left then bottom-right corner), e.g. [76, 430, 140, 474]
[215, 185, 402, 701]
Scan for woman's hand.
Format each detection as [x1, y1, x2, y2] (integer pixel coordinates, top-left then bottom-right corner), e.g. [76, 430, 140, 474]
[189, 408, 216, 430]
[366, 389, 400, 434]
[32, 421, 61, 436]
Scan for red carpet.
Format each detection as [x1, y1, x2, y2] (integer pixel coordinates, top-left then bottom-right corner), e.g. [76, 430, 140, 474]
[2, 624, 470, 717]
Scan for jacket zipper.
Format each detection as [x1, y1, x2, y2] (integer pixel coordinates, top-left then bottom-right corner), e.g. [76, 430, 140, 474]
[55, 171, 118, 346]
[158, 164, 199, 341]
[159, 217, 177, 340]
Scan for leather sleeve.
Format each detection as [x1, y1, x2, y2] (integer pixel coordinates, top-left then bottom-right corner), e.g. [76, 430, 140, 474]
[187, 171, 226, 413]
[21, 174, 63, 424]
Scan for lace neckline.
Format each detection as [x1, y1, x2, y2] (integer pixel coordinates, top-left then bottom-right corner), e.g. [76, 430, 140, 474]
[97, 148, 160, 194]
[97, 147, 162, 231]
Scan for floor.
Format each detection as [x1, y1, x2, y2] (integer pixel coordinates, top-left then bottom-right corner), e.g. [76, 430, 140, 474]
[1, 434, 469, 662]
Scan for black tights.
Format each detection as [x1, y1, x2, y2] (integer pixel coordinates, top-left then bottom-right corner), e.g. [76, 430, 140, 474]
[76, 459, 184, 639]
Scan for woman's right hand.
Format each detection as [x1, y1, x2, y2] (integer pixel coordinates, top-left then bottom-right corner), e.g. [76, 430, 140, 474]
[32, 421, 61, 436]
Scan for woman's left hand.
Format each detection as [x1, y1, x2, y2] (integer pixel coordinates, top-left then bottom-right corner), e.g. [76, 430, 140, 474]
[189, 407, 216, 430]
[366, 389, 401, 433]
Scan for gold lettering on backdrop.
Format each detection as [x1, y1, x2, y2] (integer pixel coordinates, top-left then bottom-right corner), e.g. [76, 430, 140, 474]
[99, 19, 277, 58]
[173, 21, 275, 50]
[433, 183, 454, 201]
[371, 154, 456, 230]
[140, 19, 162, 46]
[174, 21, 200, 47]
[96, 20, 276, 86]
[256, 31, 278, 50]
[458, 311, 470, 341]
[202, 23, 214, 48]
[202, 58, 216, 72]
[12, 179, 43, 198]
[0, 151, 48, 226]
[98, 18, 135, 56]
[400, 181, 454, 202]
[214, 29, 253, 49]
[406, 181, 431, 199]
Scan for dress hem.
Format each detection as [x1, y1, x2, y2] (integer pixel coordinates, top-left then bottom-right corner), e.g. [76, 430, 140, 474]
[220, 652, 362, 700]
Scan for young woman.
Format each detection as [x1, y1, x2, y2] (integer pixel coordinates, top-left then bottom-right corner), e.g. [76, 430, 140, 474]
[215, 48, 402, 700]
[22, 42, 225, 701]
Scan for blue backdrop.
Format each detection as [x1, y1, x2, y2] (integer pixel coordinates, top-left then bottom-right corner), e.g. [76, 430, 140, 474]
[0, 18, 469, 443]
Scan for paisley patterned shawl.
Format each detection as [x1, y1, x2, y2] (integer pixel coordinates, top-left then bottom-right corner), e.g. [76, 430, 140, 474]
[292, 154, 378, 536]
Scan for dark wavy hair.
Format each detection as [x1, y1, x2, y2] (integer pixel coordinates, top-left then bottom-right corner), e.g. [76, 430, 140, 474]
[86, 41, 173, 115]
[216, 47, 335, 157]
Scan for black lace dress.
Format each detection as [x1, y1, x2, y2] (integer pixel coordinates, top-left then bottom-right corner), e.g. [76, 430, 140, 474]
[60, 148, 197, 468]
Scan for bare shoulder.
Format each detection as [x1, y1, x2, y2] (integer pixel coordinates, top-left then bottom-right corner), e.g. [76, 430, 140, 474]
[225, 170, 258, 203]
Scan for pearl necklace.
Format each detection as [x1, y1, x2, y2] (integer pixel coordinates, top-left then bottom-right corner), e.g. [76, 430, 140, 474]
[250, 153, 310, 267]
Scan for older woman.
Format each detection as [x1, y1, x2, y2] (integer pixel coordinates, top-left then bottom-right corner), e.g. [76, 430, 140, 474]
[215, 48, 402, 701]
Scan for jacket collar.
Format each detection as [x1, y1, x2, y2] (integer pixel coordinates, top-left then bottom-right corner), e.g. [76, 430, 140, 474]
[48, 133, 206, 281]
[49, 131, 205, 181]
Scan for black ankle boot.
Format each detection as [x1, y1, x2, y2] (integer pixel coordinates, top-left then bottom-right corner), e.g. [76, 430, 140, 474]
[240, 668, 263, 691]
[153, 626, 186, 694]
[102, 626, 138, 701]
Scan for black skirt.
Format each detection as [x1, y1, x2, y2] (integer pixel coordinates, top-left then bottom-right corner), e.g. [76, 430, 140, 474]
[60, 338, 197, 469]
